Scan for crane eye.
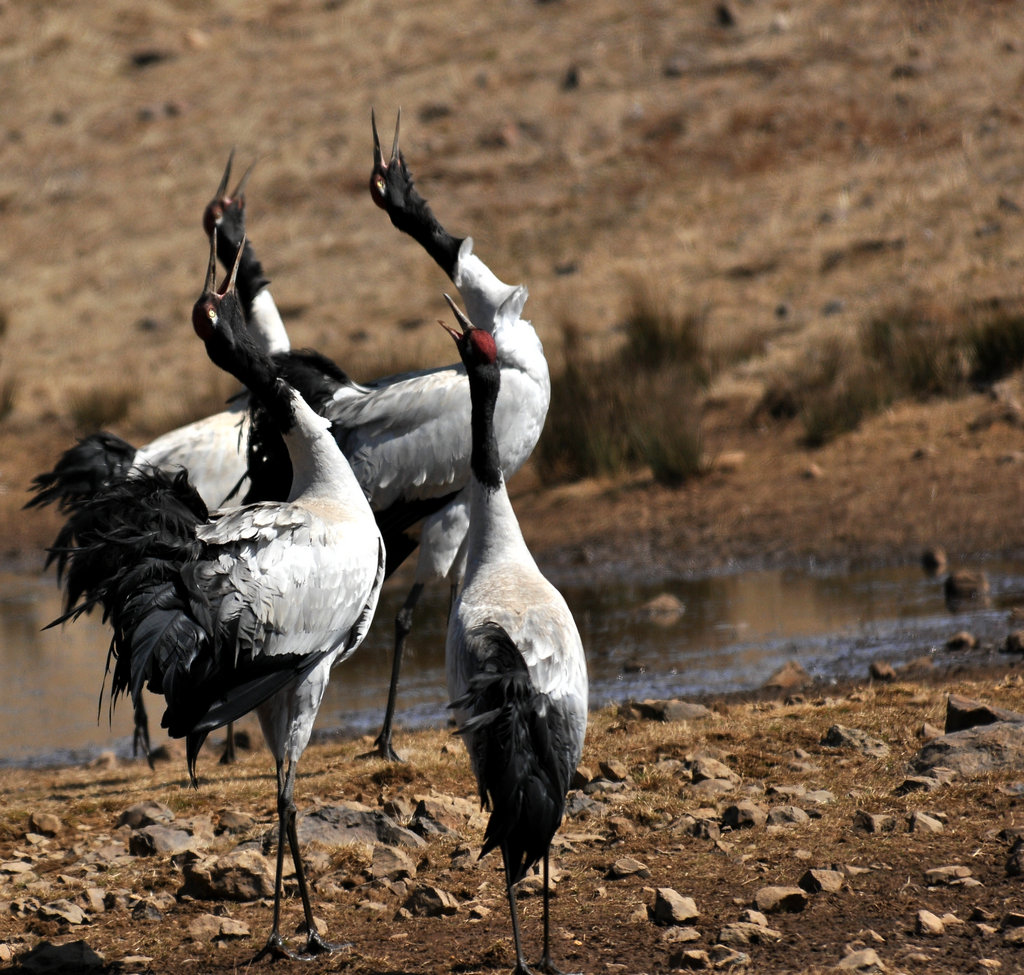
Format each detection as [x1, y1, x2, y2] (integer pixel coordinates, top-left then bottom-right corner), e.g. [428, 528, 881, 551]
[192, 299, 217, 340]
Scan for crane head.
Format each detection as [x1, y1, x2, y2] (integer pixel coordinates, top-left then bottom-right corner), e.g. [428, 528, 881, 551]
[369, 107, 411, 211]
[192, 228, 246, 344]
[202, 149, 255, 244]
[440, 294, 497, 366]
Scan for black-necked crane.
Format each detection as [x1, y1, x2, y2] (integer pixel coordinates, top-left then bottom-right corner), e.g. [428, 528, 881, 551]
[204, 121, 551, 762]
[27, 157, 291, 765]
[49, 235, 385, 962]
[361, 110, 551, 760]
[442, 297, 588, 975]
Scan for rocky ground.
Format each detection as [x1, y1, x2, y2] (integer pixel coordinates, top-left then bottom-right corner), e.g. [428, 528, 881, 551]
[2, 665, 1024, 975]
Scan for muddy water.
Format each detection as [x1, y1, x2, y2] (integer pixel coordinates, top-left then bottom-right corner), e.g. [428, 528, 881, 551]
[2, 560, 1021, 767]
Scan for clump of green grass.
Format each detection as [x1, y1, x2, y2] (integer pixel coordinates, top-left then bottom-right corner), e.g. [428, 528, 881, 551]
[536, 288, 709, 485]
[757, 298, 1024, 447]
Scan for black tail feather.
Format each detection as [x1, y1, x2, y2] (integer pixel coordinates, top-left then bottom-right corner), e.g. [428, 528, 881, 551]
[450, 622, 568, 884]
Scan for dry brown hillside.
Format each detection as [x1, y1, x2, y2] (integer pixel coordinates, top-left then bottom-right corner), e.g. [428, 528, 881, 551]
[4, 0, 1024, 570]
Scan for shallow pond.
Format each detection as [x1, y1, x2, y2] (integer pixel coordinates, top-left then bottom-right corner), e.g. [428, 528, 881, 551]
[2, 558, 1021, 767]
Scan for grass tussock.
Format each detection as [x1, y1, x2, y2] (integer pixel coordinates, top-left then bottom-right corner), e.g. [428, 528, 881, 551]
[68, 383, 138, 434]
[756, 298, 1024, 447]
[537, 287, 710, 486]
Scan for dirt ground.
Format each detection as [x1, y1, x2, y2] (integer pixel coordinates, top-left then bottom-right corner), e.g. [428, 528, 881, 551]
[5, 0, 1024, 972]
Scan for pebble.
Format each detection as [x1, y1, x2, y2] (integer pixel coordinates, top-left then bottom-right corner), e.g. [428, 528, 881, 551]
[907, 811, 944, 834]
[607, 857, 650, 879]
[916, 909, 944, 935]
[721, 801, 767, 830]
[799, 868, 844, 894]
[822, 725, 890, 759]
[835, 947, 886, 972]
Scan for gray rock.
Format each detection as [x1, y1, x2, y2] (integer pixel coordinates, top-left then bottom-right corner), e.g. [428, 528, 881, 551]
[607, 857, 650, 879]
[402, 884, 459, 917]
[651, 887, 699, 925]
[38, 899, 87, 925]
[916, 909, 944, 935]
[836, 947, 886, 972]
[599, 759, 630, 782]
[853, 810, 898, 833]
[297, 803, 427, 849]
[669, 947, 710, 970]
[912, 722, 1024, 777]
[925, 864, 972, 885]
[188, 913, 251, 942]
[753, 885, 808, 913]
[708, 944, 750, 967]
[28, 812, 62, 837]
[630, 699, 712, 722]
[17, 940, 106, 973]
[116, 799, 175, 831]
[691, 756, 739, 785]
[822, 725, 890, 759]
[370, 844, 417, 881]
[762, 660, 811, 693]
[216, 809, 258, 835]
[718, 921, 782, 946]
[944, 693, 1024, 733]
[178, 849, 276, 902]
[908, 811, 944, 834]
[767, 805, 810, 826]
[721, 801, 767, 830]
[799, 868, 844, 894]
[944, 569, 989, 610]
[129, 824, 196, 856]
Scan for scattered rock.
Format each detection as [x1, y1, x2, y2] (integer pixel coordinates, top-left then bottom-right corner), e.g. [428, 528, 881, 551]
[868, 661, 896, 681]
[721, 801, 767, 830]
[129, 824, 196, 857]
[907, 811, 944, 834]
[762, 661, 812, 693]
[401, 884, 459, 917]
[669, 947, 710, 970]
[607, 857, 650, 880]
[599, 759, 630, 782]
[822, 725, 890, 759]
[945, 631, 977, 651]
[651, 887, 699, 925]
[945, 693, 1024, 733]
[38, 899, 87, 925]
[799, 868, 844, 894]
[370, 844, 417, 881]
[944, 570, 990, 610]
[916, 909, 944, 935]
[188, 913, 251, 943]
[753, 885, 808, 913]
[768, 805, 810, 826]
[718, 920, 782, 946]
[836, 947, 886, 972]
[913, 722, 1024, 777]
[925, 865, 972, 885]
[178, 849, 276, 902]
[28, 812, 62, 837]
[117, 800, 175, 830]
[639, 593, 686, 623]
[297, 803, 427, 849]
[17, 940, 106, 973]
[630, 699, 712, 722]
[921, 547, 947, 576]
[216, 809, 258, 835]
[1003, 631, 1024, 654]
[853, 810, 898, 833]
[690, 756, 739, 785]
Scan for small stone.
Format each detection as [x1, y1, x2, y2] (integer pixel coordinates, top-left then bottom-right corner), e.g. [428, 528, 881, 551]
[853, 810, 898, 833]
[370, 845, 417, 881]
[945, 631, 977, 651]
[921, 547, 947, 575]
[799, 869, 844, 894]
[28, 812, 62, 837]
[721, 801, 767, 830]
[718, 921, 782, 946]
[917, 909, 944, 935]
[753, 885, 808, 913]
[908, 811, 944, 834]
[402, 884, 459, 917]
[607, 857, 650, 879]
[823, 726, 890, 758]
[129, 824, 195, 856]
[868, 661, 897, 681]
[651, 887, 700, 925]
[762, 661, 811, 693]
[670, 948, 710, 969]
[639, 593, 686, 623]
[38, 898, 87, 925]
[925, 865, 972, 884]
[599, 759, 630, 782]
[835, 947, 886, 972]
[767, 805, 810, 826]
[691, 757, 740, 785]
[944, 569, 990, 610]
[118, 800, 175, 830]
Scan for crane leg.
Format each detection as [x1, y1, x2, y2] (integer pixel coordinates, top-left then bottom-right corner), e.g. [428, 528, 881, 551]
[501, 846, 536, 975]
[535, 851, 580, 975]
[219, 721, 236, 765]
[363, 581, 424, 762]
[132, 697, 154, 769]
[252, 759, 350, 962]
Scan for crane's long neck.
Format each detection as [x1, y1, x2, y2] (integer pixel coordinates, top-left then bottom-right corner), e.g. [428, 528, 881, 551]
[466, 357, 532, 565]
[390, 189, 463, 281]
